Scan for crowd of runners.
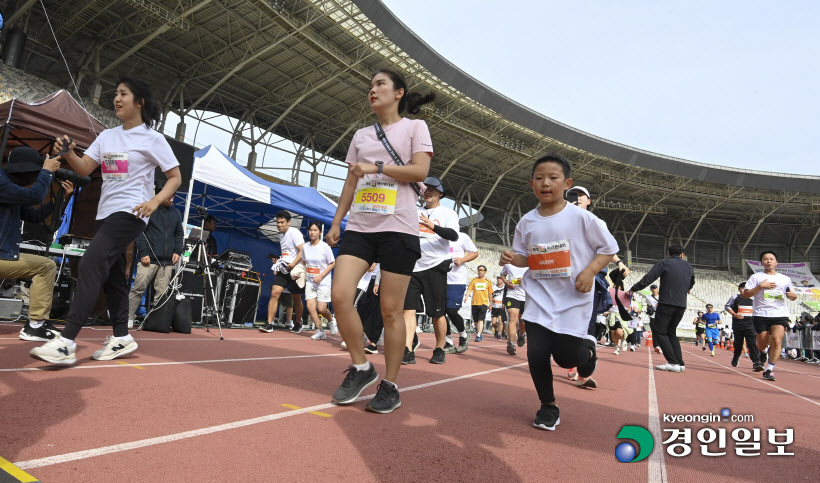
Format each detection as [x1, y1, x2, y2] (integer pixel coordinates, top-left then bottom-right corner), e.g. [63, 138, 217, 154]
[11, 68, 817, 432]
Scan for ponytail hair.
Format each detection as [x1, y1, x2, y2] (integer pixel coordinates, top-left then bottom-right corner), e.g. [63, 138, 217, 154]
[373, 68, 435, 115]
[115, 75, 162, 128]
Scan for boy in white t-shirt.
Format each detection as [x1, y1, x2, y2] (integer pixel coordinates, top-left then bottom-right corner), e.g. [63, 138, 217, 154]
[500, 153, 619, 431]
[742, 250, 797, 382]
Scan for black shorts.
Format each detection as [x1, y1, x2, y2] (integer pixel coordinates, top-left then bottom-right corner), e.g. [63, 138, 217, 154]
[753, 316, 789, 334]
[404, 259, 451, 317]
[273, 272, 304, 294]
[610, 321, 622, 331]
[337, 230, 421, 276]
[695, 327, 705, 335]
[491, 307, 506, 318]
[472, 305, 488, 323]
[505, 297, 525, 312]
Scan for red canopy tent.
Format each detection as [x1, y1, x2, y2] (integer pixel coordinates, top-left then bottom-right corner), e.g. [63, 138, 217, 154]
[0, 89, 107, 159]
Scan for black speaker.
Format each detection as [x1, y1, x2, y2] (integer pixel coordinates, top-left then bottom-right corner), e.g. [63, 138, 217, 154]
[221, 279, 260, 325]
[179, 293, 203, 324]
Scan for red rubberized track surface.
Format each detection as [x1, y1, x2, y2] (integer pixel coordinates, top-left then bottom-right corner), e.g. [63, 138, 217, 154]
[1, 324, 818, 482]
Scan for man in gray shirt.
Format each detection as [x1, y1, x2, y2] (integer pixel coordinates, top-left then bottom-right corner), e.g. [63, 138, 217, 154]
[630, 244, 695, 372]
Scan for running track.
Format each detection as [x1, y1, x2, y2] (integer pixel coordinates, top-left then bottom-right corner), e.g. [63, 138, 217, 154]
[1, 323, 818, 482]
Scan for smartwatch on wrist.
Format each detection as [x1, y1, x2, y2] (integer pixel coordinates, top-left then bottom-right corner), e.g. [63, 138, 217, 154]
[375, 161, 384, 174]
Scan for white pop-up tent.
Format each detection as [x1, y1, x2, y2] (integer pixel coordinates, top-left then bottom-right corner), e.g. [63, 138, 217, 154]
[178, 145, 346, 239]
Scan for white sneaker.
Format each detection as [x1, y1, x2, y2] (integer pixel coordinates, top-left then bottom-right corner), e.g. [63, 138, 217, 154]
[668, 364, 682, 373]
[91, 335, 138, 361]
[127, 319, 135, 329]
[311, 331, 327, 340]
[621, 340, 628, 352]
[30, 336, 76, 365]
[341, 340, 347, 349]
[628, 344, 636, 352]
[655, 363, 673, 371]
[614, 347, 621, 355]
[286, 320, 294, 329]
[679, 365, 686, 372]
[416, 325, 422, 333]
[329, 317, 338, 335]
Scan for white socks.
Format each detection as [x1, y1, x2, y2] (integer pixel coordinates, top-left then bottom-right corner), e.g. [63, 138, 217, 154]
[353, 361, 371, 371]
[459, 331, 467, 338]
[30, 320, 45, 329]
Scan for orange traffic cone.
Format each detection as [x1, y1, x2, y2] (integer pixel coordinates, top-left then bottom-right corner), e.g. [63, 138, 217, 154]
[727, 339, 733, 351]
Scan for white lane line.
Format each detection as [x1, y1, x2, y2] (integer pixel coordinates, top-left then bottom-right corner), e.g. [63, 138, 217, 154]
[0, 344, 500, 372]
[647, 350, 668, 483]
[15, 362, 528, 470]
[682, 348, 820, 407]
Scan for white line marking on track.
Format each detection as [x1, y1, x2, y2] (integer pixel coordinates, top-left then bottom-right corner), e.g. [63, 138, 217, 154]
[647, 350, 668, 483]
[682, 348, 820, 407]
[14, 362, 528, 470]
[0, 344, 500, 372]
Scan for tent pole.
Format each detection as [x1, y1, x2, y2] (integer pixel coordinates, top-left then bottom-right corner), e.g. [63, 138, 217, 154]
[182, 177, 195, 229]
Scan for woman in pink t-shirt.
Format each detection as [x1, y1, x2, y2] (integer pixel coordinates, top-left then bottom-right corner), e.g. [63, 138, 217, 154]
[325, 68, 434, 414]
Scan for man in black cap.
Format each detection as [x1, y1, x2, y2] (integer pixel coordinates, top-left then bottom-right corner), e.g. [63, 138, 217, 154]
[0, 146, 72, 341]
[403, 176, 460, 365]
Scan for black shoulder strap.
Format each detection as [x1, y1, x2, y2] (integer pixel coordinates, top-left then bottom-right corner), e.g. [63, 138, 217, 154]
[374, 122, 422, 197]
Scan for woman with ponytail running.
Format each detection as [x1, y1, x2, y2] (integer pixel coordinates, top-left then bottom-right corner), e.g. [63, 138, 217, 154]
[326, 68, 435, 413]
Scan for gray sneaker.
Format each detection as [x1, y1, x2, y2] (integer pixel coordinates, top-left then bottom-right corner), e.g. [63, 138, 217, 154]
[456, 336, 469, 354]
[507, 341, 517, 356]
[443, 342, 457, 354]
[517, 332, 527, 348]
[332, 364, 379, 405]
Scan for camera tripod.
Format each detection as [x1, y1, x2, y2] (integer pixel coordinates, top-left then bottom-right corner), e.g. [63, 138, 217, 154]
[186, 232, 225, 340]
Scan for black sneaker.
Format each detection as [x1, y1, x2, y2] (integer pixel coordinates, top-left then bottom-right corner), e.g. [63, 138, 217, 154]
[365, 381, 401, 413]
[501, 331, 507, 340]
[533, 404, 560, 431]
[401, 347, 416, 365]
[19, 323, 55, 342]
[517, 332, 527, 348]
[43, 321, 62, 336]
[753, 363, 764, 372]
[291, 322, 303, 334]
[331, 364, 379, 405]
[412, 333, 420, 352]
[762, 370, 775, 381]
[760, 352, 768, 364]
[364, 343, 379, 354]
[429, 347, 446, 364]
[507, 341, 517, 356]
[443, 342, 457, 354]
[456, 336, 469, 354]
[731, 357, 739, 367]
[702, 346, 706, 351]
[259, 323, 275, 333]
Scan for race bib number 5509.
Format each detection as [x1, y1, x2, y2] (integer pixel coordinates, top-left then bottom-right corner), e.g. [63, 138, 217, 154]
[528, 240, 571, 279]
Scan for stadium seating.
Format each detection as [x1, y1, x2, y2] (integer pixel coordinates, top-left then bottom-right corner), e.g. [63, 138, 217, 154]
[0, 65, 119, 128]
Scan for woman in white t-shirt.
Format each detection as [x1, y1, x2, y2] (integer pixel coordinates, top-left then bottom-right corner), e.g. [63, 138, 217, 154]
[742, 250, 798, 381]
[300, 222, 336, 340]
[325, 68, 434, 413]
[31, 76, 181, 366]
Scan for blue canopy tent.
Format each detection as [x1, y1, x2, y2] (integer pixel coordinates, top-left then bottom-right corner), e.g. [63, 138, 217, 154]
[175, 145, 346, 321]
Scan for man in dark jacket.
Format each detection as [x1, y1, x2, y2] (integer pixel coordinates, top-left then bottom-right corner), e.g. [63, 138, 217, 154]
[630, 244, 695, 372]
[127, 191, 184, 326]
[0, 147, 68, 341]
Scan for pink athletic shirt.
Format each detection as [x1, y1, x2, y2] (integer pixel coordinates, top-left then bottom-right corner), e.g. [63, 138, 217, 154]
[344, 118, 433, 235]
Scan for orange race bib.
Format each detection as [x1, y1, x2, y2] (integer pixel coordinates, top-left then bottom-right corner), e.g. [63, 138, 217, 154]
[738, 306, 753, 316]
[306, 265, 320, 275]
[528, 240, 571, 279]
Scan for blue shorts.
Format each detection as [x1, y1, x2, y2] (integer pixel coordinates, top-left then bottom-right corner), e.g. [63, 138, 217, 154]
[705, 328, 720, 341]
[446, 284, 466, 309]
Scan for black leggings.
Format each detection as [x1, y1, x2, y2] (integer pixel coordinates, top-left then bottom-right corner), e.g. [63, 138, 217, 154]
[445, 307, 465, 335]
[525, 321, 597, 405]
[62, 213, 146, 340]
[733, 326, 760, 364]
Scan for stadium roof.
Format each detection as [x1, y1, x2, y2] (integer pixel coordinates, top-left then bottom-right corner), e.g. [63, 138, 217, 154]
[6, 0, 820, 264]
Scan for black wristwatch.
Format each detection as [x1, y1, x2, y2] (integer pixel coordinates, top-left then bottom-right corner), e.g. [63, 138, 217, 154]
[375, 161, 384, 174]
